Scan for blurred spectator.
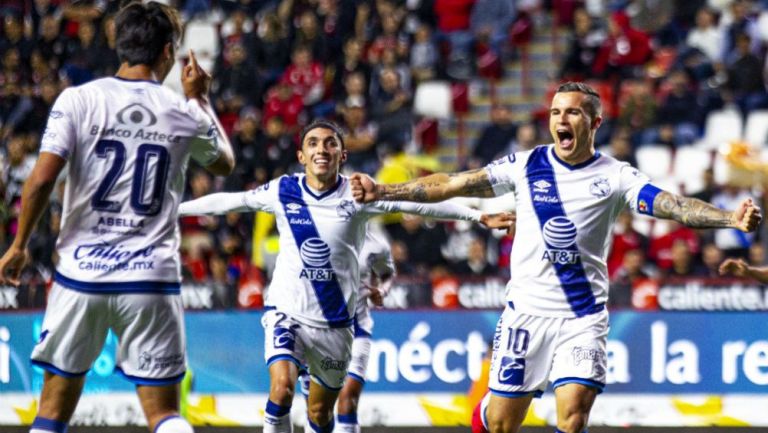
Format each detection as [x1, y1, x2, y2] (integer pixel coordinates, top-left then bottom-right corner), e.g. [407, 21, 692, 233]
[469, 0, 515, 60]
[434, 0, 477, 78]
[648, 70, 700, 146]
[604, 129, 637, 167]
[227, 109, 268, 190]
[723, 33, 768, 117]
[280, 44, 325, 106]
[340, 95, 380, 174]
[411, 25, 439, 83]
[748, 242, 765, 266]
[609, 248, 652, 308]
[700, 242, 725, 277]
[387, 214, 450, 274]
[263, 81, 305, 134]
[36, 14, 66, 69]
[720, 0, 760, 66]
[648, 221, 701, 270]
[691, 167, 719, 203]
[332, 38, 371, 103]
[0, 13, 34, 63]
[617, 80, 656, 143]
[559, 7, 606, 80]
[214, 43, 260, 109]
[509, 122, 539, 152]
[390, 239, 417, 275]
[608, 210, 647, 278]
[629, 0, 681, 46]
[469, 105, 517, 168]
[257, 115, 298, 178]
[369, 67, 412, 154]
[336, 70, 368, 113]
[663, 238, 708, 278]
[293, 10, 329, 61]
[315, 0, 356, 58]
[593, 11, 652, 78]
[253, 12, 291, 88]
[686, 7, 723, 63]
[206, 253, 238, 309]
[454, 236, 498, 277]
[181, 171, 217, 256]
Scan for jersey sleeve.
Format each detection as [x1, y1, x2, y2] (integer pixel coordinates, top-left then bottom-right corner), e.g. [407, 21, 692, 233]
[485, 153, 520, 196]
[364, 199, 482, 221]
[241, 178, 280, 213]
[40, 88, 80, 159]
[619, 163, 664, 216]
[185, 99, 223, 166]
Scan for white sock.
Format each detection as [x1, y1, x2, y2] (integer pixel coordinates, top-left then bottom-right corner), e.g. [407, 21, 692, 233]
[154, 415, 193, 433]
[264, 400, 293, 433]
[334, 413, 359, 433]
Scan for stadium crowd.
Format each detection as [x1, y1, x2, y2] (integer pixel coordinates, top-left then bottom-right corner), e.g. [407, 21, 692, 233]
[2, 0, 768, 310]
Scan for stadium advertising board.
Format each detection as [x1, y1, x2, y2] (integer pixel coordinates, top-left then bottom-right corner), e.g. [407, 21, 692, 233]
[1, 311, 768, 426]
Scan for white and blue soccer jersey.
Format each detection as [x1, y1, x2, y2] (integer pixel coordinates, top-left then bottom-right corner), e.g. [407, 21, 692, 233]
[486, 145, 661, 317]
[40, 77, 222, 294]
[231, 174, 479, 328]
[354, 230, 395, 336]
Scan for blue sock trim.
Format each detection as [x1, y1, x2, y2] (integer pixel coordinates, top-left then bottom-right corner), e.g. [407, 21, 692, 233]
[337, 413, 358, 424]
[153, 415, 181, 433]
[307, 418, 334, 433]
[266, 400, 291, 417]
[32, 417, 68, 433]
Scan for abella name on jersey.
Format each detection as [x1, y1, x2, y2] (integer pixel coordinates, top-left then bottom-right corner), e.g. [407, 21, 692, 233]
[90, 125, 181, 143]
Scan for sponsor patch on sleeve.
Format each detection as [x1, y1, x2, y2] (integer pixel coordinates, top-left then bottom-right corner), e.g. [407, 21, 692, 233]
[637, 184, 662, 216]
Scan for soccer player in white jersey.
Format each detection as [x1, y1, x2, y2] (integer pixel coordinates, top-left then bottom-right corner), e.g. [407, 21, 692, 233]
[0, 3, 234, 433]
[178, 119, 513, 433]
[350, 81, 762, 433]
[334, 229, 394, 433]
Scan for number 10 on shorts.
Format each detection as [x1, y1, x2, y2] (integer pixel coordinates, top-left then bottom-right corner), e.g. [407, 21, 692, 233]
[498, 327, 530, 386]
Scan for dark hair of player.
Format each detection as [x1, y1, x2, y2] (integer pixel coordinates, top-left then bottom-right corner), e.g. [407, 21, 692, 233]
[115, 1, 182, 67]
[300, 119, 346, 150]
[555, 81, 603, 120]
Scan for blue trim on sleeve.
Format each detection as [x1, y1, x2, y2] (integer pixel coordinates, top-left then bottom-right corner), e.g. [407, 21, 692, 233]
[32, 417, 68, 433]
[552, 377, 605, 393]
[54, 271, 181, 294]
[347, 372, 366, 384]
[637, 184, 662, 216]
[31, 360, 88, 378]
[279, 176, 352, 328]
[115, 367, 186, 385]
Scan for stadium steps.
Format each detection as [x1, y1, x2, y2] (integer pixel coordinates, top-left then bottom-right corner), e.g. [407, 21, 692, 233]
[434, 17, 568, 167]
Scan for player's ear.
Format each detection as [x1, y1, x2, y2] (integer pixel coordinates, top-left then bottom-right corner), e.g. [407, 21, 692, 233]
[296, 149, 307, 166]
[592, 114, 603, 130]
[163, 42, 173, 62]
[340, 148, 348, 164]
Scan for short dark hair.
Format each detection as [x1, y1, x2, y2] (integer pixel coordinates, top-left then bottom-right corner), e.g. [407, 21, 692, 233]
[555, 81, 602, 119]
[115, 1, 182, 67]
[300, 119, 345, 150]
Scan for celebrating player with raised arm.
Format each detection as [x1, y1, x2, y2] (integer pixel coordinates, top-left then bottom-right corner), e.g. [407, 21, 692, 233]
[350, 82, 761, 433]
[178, 119, 513, 433]
[0, 3, 234, 433]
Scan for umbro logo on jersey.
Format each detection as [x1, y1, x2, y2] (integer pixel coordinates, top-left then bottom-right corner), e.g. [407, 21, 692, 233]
[286, 203, 302, 214]
[117, 103, 157, 127]
[532, 180, 551, 192]
[49, 111, 64, 119]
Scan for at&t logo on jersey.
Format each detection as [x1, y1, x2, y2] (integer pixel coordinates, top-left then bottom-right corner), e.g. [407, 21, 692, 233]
[273, 327, 296, 350]
[541, 216, 580, 264]
[298, 237, 336, 281]
[498, 356, 525, 385]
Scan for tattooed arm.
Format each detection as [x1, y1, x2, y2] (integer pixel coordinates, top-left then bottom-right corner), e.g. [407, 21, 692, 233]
[653, 191, 762, 232]
[350, 169, 495, 203]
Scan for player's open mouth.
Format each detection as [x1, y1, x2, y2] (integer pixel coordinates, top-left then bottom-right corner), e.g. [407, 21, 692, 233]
[557, 130, 574, 148]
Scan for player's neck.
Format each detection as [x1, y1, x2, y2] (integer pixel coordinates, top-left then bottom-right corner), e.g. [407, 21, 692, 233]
[115, 63, 161, 83]
[304, 173, 339, 192]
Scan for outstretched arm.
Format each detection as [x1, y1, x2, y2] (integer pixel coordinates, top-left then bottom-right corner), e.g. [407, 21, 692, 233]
[653, 192, 761, 232]
[179, 192, 252, 215]
[719, 258, 768, 283]
[372, 200, 515, 231]
[351, 169, 495, 203]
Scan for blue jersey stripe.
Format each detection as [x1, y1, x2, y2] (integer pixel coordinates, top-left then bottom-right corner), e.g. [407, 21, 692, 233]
[525, 147, 600, 317]
[279, 176, 351, 328]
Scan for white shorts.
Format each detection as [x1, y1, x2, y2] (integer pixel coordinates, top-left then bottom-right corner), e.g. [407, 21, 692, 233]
[262, 309, 353, 390]
[488, 305, 608, 398]
[31, 283, 186, 384]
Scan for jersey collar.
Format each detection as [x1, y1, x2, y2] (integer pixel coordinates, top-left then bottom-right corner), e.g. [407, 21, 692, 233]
[550, 146, 601, 171]
[301, 175, 343, 200]
[112, 76, 161, 85]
